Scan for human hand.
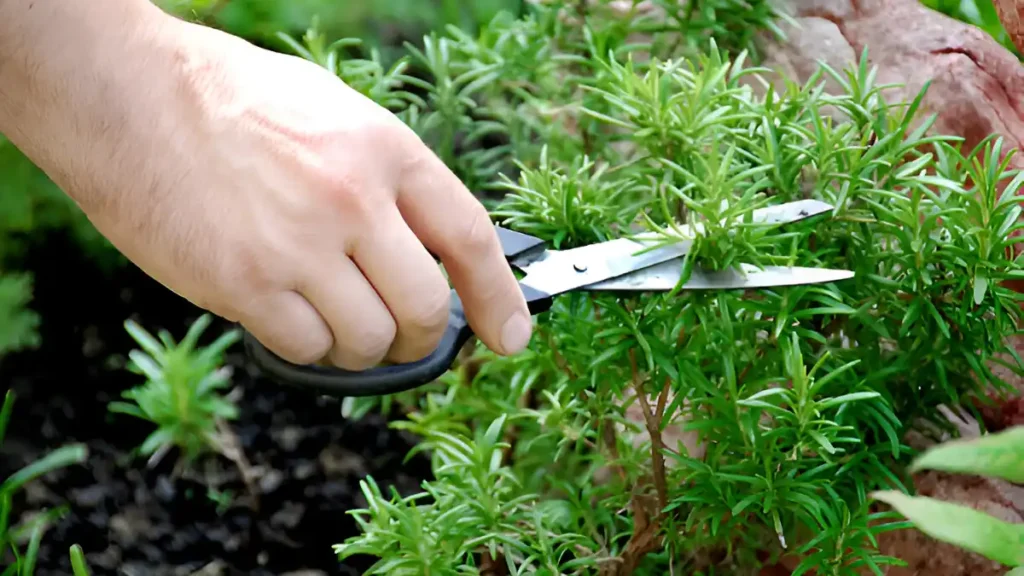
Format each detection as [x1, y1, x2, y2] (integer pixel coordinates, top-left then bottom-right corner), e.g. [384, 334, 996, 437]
[0, 1, 533, 369]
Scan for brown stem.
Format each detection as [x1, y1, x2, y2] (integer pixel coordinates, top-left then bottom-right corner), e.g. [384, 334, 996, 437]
[628, 350, 669, 511]
[600, 417, 628, 484]
[458, 340, 485, 385]
[212, 418, 261, 513]
[599, 490, 664, 576]
[543, 325, 578, 381]
[480, 548, 510, 576]
[598, 417, 654, 576]
[575, 0, 587, 19]
[501, 387, 535, 463]
[594, 350, 670, 576]
[656, 377, 670, 422]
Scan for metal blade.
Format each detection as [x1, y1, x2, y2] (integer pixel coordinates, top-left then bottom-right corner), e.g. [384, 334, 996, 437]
[514, 199, 837, 297]
[745, 199, 835, 226]
[585, 260, 855, 291]
[518, 235, 697, 297]
[628, 198, 836, 241]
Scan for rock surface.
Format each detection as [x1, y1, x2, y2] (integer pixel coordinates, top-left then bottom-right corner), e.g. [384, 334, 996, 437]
[760, 0, 1024, 161]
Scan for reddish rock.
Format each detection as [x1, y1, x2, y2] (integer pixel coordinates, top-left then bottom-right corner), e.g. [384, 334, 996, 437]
[759, 0, 1024, 294]
[760, 0, 1024, 161]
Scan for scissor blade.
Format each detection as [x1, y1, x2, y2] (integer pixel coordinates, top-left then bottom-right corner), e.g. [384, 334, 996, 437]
[629, 198, 836, 241]
[745, 199, 834, 226]
[513, 199, 837, 298]
[518, 236, 696, 297]
[585, 261, 855, 291]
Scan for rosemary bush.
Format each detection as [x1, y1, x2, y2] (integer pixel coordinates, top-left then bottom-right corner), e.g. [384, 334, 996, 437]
[287, 2, 1024, 573]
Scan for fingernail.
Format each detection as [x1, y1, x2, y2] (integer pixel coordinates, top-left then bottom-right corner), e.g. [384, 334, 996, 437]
[500, 312, 532, 354]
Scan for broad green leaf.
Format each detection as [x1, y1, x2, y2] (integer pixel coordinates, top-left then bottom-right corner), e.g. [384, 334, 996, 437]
[910, 426, 1024, 483]
[873, 491, 1024, 566]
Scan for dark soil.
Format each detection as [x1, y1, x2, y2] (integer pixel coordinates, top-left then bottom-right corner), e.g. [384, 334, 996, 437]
[0, 231, 432, 576]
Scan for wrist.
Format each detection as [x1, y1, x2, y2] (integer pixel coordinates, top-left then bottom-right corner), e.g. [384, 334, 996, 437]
[0, 0, 188, 208]
[0, 0, 170, 125]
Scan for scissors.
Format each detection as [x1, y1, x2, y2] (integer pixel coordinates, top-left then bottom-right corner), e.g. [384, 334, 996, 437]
[242, 199, 854, 398]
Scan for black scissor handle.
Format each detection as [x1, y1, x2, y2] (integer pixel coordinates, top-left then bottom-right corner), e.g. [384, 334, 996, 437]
[243, 284, 552, 398]
[243, 289, 471, 397]
[243, 225, 554, 398]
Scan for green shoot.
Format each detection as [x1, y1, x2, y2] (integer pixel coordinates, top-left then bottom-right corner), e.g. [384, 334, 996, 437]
[108, 314, 241, 467]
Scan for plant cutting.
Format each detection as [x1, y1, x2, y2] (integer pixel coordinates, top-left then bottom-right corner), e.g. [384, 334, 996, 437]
[259, 1, 1024, 573]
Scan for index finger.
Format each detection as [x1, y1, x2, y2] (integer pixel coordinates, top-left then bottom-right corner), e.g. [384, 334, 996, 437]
[393, 145, 533, 357]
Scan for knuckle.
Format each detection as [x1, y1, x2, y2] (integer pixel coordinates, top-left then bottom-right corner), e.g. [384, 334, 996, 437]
[210, 226, 287, 296]
[198, 266, 273, 325]
[393, 287, 450, 360]
[402, 286, 451, 337]
[231, 247, 277, 292]
[308, 166, 378, 221]
[367, 114, 420, 150]
[307, 119, 414, 215]
[461, 204, 499, 257]
[333, 318, 396, 370]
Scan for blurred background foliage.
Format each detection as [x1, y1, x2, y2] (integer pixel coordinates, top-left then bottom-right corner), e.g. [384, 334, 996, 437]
[155, 0, 1018, 61]
[0, 0, 1017, 360]
[156, 0, 526, 58]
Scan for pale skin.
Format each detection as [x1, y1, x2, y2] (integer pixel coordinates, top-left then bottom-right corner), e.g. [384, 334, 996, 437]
[0, 0, 533, 370]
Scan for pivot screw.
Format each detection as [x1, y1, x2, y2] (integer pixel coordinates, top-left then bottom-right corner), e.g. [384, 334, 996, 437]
[574, 262, 588, 272]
